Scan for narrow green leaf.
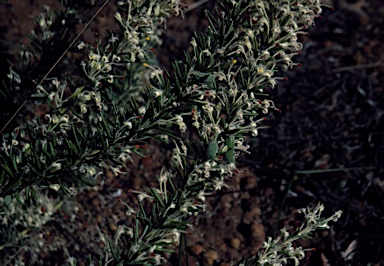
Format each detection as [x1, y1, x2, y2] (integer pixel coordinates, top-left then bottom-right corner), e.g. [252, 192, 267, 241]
[49, 142, 57, 158]
[101, 115, 112, 138]
[2, 164, 14, 177]
[3, 195, 12, 205]
[137, 200, 147, 219]
[132, 149, 146, 157]
[10, 152, 18, 173]
[149, 188, 165, 207]
[83, 150, 101, 160]
[108, 239, 121, 261]
[25, 186, 30, 204]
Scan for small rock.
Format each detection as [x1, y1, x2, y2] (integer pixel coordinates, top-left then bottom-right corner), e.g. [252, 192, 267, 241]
[243, 206, 261, 224]
[106, 169, 114, 179]
[96, 214, 103, 223]
[251, 222, 265, 239]
[92, 197, 99, 207]
[250, 222, 266, 253]
[203, 250, 219, 266]
[88, 190, 98, 198]
[242, 176, 258, 190]
[230, 237, 241, 249]
[140, 156, 153, 168]
[265, 187, 274, 198]
[217, 239, 227, 253]
[190, 244, 204, 256]
[109, 222, 117, 231]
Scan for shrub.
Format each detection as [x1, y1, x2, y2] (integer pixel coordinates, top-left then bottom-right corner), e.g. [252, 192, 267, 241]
[0, 0, 340, 265]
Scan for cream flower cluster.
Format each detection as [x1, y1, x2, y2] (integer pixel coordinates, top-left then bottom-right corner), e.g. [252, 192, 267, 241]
[178, 0, 324, 168]
[0, 189, 58, 229]
[115, 141, 239, 264]
[243, 203, 343, 266]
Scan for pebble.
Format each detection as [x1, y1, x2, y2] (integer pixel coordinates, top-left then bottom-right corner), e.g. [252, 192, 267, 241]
[251, 222, 265, 239]
[190, 244, 204, 256]
[203, 250, 219, 266]
[230, 237, 241, 249]
[96, 214, 103, 223]
[92, 197, 99, 207]
[109, 222, 117, 231]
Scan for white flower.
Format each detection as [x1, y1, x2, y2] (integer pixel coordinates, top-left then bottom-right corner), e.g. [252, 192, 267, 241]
[256, 65, 267, 75]
[51, 162, 62, 171]
[126, 227, 134, 238]
[49, 184, 60, 191]
[175, 115, 183, 123]
[281, 228, 289, 239]
[160, 135, 168, 142]
[150, 67, 163, 80]
[236, 110, 243, 119]
[78, 91, 92, 102]
[60, 114, 69, 123]
[262, 108, 268, 114]
[79, 104, 87, 114]
[109, 34, 119, 43]
[197, 191, 206, 202]
[77, 41, 86, 50]
[86, 166, 97, 176]
[112, 54, 121, 62]
[154, 254, 166, 265]
[101, 55, 109, 62]
[124, 121, 133, 129]
[22, 143, 30, 152]
[190, 37, 197, 47]
[114, 224, 126, 245]
[153, 89, 163, 98]
[138, 106, 146, 115]
[269, 78, 277, 88]
[180, 206, 189, 214]
[333, 210, 343, 221]
[114, 12, 123, 23]
[52, 78, 60, 87]
[137, 192, 152, 202]
[213, 179, 226, 190]
[36, 84, 48, 95]
[52, 115, 59, 124]
[179, 122, 187, 133]
[90, 60, 101, 70]
[103, 63, 112, 72]
[125, 204, 136, 216]
[118, 152, 131, 162]
[110, 165, 124, 176]
[159, 167, 168, 184]
[89, 52, 100, 61]
[212, 124, 222, 134]
[171, 229, 180, 245]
